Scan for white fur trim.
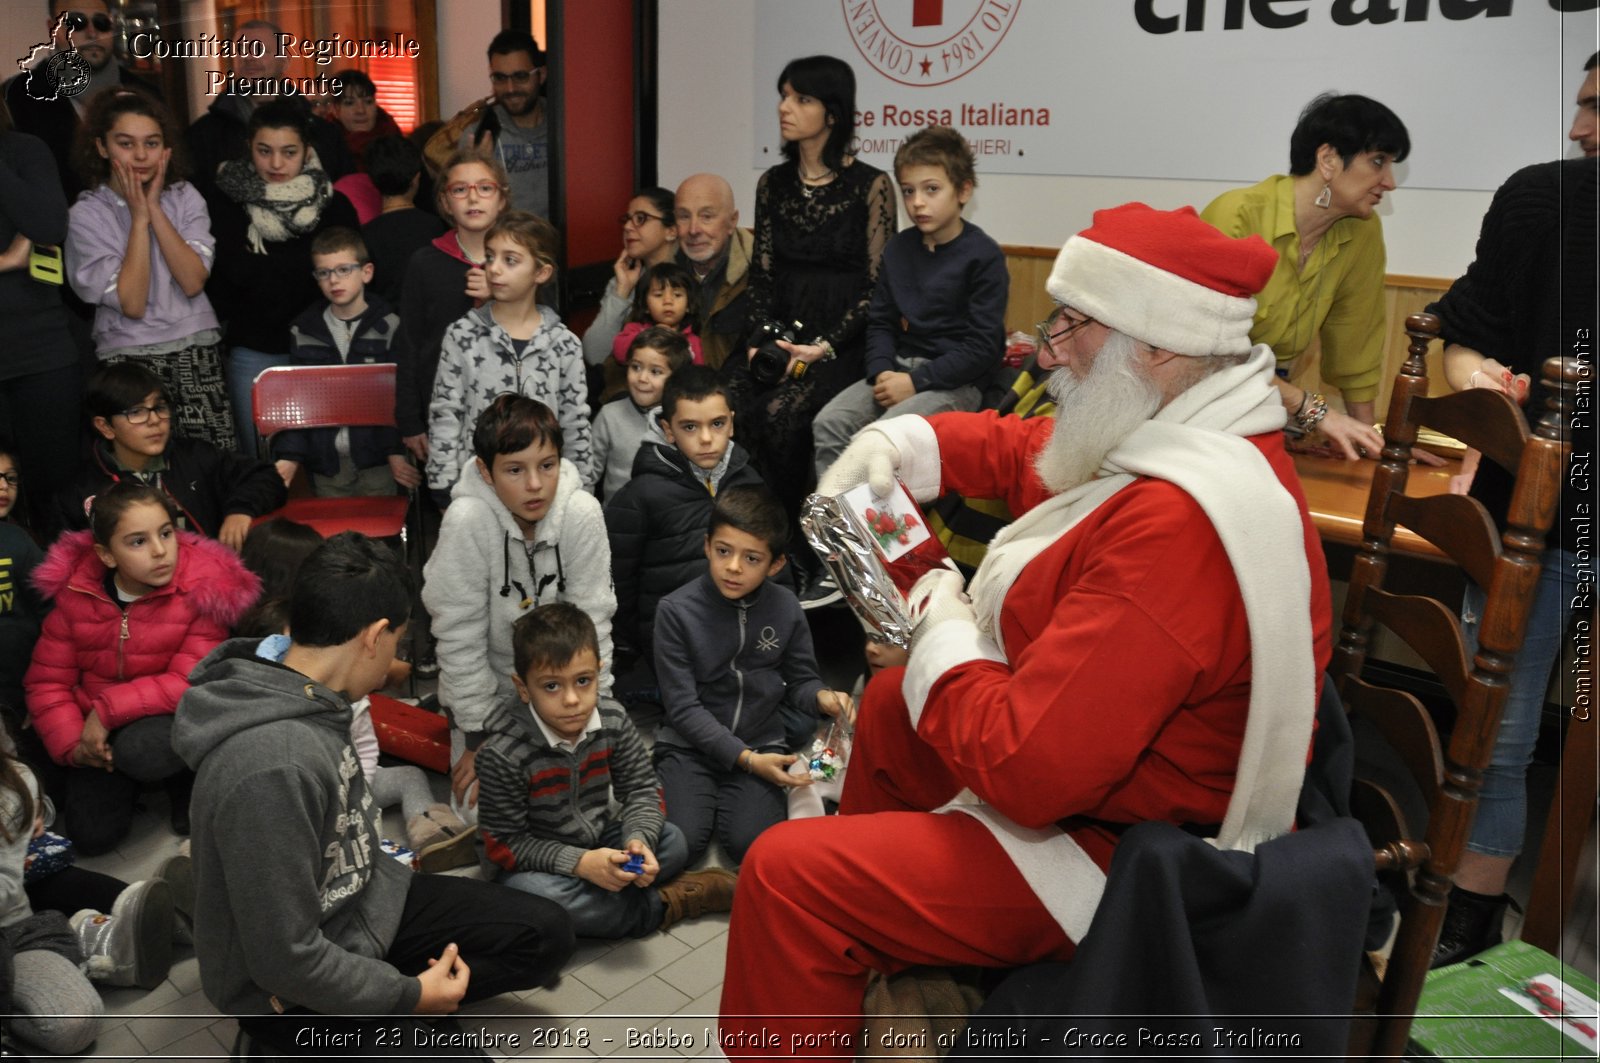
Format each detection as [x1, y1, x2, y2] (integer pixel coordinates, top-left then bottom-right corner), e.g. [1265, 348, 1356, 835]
[939, 803, 1107, 943]
[1047, 237, 1259, 357]
[902, 618, 1005, 727]
[866, 417, 943, 502]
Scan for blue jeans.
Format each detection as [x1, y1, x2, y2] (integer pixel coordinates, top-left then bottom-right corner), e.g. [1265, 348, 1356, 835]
[499, 821, 689, 938]
[1459, 548, 1578, 858]
[227, 346, 291, 455]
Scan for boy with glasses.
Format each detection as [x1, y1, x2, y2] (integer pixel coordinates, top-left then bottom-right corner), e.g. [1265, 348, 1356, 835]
[272, 228, 419, 498]
[58, 362, 284, 551]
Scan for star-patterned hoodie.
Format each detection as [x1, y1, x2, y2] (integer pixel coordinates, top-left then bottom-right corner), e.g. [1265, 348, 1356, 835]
[425, 302, 592, 492]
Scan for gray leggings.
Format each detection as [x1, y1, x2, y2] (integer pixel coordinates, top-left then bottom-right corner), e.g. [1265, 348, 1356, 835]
[11, 949, 103, 1054]
[370, 764, 435, 842]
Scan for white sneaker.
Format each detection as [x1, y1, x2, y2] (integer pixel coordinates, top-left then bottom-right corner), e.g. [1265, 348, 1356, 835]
[72, 877, 174, 989]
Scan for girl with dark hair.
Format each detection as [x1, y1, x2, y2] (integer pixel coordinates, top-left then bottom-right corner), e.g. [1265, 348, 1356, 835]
[1201, 93, 1432, 466]
[65, 89, 233, 450]
[207, 98, 360, 453]
[23, 482, 258, 851]
[0, 97, 81, 537]
[609, 260, 703, 365]
[737, 54, 896, 522]
[581, 187, 679, 367]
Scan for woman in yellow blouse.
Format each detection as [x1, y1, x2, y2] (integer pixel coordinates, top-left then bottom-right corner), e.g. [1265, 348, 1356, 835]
[1202, 93, 1411, 462]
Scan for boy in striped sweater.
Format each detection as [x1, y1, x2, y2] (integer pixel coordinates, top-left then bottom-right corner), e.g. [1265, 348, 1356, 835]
[477, 602, 736, 938]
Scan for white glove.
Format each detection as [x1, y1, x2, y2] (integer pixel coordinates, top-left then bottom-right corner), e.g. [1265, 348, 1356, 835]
[906, 567, 975, 654]
[817, 428, 901, 498]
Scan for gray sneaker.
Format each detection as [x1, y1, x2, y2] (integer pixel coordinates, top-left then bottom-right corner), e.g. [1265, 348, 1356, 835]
[72, 877, 174, 989]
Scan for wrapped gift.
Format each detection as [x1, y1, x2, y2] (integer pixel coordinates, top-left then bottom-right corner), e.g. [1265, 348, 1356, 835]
[367, 693, 450, 774]
[800, 482, 952, 649]
[24, 831, 74, 881]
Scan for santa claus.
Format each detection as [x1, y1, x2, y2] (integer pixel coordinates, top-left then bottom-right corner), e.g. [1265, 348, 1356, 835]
[717, 202, 1335, 1059]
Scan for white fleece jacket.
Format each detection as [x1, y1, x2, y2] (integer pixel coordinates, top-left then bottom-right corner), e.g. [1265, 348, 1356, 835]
[422, 456, 615, 738]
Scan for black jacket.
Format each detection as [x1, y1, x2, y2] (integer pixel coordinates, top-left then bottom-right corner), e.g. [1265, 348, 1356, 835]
[58, 436, 286, 539]
[204, 189, 361, 354]
[273, 293, 404, 476]
[603, 439, 767, 666]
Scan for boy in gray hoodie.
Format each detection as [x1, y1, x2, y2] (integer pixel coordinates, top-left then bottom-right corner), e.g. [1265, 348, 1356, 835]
[174, 533, 573, 1056]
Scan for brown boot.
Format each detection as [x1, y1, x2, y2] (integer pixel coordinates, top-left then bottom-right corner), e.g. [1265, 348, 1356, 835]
[658, 868, 738, 931]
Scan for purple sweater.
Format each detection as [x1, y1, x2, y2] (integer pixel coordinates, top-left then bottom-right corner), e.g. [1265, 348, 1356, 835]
[66, 182, 220, 352]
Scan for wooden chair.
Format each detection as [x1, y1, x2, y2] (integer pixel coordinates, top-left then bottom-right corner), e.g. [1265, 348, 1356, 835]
[1333, 312, 1575, 1059]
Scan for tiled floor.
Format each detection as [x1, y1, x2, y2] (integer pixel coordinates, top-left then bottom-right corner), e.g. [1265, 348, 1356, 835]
[62, 791, 736, 1062]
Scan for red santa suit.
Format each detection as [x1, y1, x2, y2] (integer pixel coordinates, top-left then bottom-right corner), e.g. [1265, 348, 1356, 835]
[717, 348, 1332, 1060]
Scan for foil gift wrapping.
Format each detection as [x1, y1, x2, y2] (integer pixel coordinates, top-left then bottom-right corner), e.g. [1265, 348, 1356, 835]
[800, 492, 914, 649]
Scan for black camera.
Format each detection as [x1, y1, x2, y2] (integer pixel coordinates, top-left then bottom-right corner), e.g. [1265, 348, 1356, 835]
[749, 322, 802, 388]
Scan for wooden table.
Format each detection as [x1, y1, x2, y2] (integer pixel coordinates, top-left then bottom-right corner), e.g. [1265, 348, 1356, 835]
[1292, 452, 1462, 563]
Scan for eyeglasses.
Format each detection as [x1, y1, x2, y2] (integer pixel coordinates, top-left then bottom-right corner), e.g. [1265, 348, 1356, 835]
[311, 263, 364, 280]
[64, 11, 113, 32]
[117, 402, 172, 424]
[1035, 305, 1095, 355]
[619, 210, 667, 228]
[489, 70, 537, 84]
[0, 473, 19, 488]
[446, 181, 502, 199]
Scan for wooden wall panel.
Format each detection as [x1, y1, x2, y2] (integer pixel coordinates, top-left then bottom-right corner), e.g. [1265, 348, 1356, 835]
[999, 245, 1451, 418]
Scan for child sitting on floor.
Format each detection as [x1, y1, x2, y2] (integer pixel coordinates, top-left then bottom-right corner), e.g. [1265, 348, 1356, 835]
[478, 602, 735, 938]
[173, 533, 573, 1056]
[652, 485, 852, 865]
[236, 519, 474, 872]
[25, 483, 258, 851]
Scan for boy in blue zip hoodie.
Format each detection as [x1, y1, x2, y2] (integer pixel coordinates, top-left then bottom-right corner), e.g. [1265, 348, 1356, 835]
[652, 485, 853, 866]
[272, 228, 421, 497]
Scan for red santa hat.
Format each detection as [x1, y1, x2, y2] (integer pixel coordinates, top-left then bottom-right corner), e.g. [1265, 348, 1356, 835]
[1046, 202, 1278, 357]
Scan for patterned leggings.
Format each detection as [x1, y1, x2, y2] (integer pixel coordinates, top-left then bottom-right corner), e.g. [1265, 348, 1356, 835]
[105, 334, 235, 453]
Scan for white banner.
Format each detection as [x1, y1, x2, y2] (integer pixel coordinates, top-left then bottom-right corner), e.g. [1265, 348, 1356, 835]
[753, 0, 1598, 192]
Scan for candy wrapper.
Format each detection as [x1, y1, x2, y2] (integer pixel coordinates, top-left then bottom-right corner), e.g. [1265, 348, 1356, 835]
[802, 480, 951, 650]
[806, 715, 853, 783]
[380, 838, 418, 869]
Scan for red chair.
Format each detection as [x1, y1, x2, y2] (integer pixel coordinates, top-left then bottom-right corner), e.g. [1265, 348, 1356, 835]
[250, 363, 414, 542]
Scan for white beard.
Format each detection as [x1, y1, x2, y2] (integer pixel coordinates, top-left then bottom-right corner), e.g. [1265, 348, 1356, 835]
[1033, 330, 1162, 495]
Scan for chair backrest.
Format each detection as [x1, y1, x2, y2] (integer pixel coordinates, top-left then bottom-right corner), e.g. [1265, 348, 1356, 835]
[1333, 312, 1574, 1060]
[251, 364, 397, 440]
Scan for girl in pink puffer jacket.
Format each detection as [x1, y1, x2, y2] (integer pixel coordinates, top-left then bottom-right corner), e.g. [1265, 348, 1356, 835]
[24, 483, 258, 853]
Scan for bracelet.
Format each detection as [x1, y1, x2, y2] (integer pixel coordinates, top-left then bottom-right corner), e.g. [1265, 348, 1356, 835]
[738, 749, 753, 772]
[811, 338, 837, 362]
[1292, 390, 1309, 417]
[1294, 391, 1329, 432]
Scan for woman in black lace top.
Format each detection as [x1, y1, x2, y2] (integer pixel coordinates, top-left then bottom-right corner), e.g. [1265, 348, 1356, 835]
[733, 54, 896, 520]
